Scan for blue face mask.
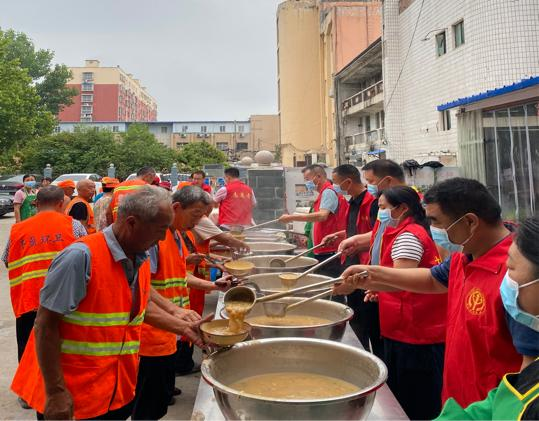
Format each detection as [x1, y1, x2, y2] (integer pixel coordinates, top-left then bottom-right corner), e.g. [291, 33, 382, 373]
[367, 184, 378, 196]
[305, 180, 316, 192]
[500, 272, 539, 332]
[332, 184, 342, 194]
[505, 313, 539, 356]
[24, 181, 36, 189]
[430, 226, 463, 253]
[377, 208, 392, 224]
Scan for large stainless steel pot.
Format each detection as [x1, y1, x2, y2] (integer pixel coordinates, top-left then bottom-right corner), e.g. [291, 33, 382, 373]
[246, 242, 297, 255]
[221, 297, 353, 341]
[201, 337, 388, 420]
[240, 255, 317, 274]
[243, 272, 330, 294]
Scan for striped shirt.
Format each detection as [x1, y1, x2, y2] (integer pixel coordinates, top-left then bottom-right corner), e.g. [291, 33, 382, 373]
[390, 232, 424, 262]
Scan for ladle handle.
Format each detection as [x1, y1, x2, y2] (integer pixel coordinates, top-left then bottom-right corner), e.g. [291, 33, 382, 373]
[256, 277, 344, 303]
[286, 289, 333, 311]
[284, 243, 325, 263]
[294, 251, 343, 281]
[243, 219, 280, 232]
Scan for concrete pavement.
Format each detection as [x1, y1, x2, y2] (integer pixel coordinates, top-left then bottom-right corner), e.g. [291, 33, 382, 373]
[0, 212, 209, 420]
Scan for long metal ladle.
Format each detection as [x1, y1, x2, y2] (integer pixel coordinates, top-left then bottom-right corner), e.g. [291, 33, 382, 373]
[223, 271, 368, 312]
[268, 243, 325, 268]
[262, 289, 333, 318]
[277, 251, 343, 288]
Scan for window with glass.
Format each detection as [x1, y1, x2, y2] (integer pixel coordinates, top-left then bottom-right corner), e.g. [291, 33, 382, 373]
[176, 142, 188, 149]
[236, 142, 248, 151]
[238, 125, 245, 133]
[81, 82, 94, 91]
[161, 126, 168, 134]
[478, 102, 538, 220]
[216, 142, 228, 151]
[112, 126, 119, 132]
[220, 125, 226, 132]
[182, 125, 188, 132]
[441, 110, 451, 130]
[81, 94, 93, 102]
[81, 105, 93, 114]
[201, 126, 207, 133]
[82, 72, 93, 81]
[436, 31, 446, 56]
[453, 20, 465, 47]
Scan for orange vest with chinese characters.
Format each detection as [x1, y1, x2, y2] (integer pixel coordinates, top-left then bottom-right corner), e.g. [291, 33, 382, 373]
[110, 179, 146, 221]
[140, 229, 190, 357]
[7, 211, 76, 318]
[11, 232, 151, 419]
[65, 197, 95, 234]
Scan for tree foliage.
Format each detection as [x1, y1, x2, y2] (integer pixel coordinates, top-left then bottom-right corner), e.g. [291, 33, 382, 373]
[16, 124, 228, 179]
[1, 28, 77, 115]
[176, 141, 227, 172]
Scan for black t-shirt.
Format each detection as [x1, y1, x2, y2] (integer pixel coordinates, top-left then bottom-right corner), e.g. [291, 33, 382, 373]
[69, 202, 88, 221]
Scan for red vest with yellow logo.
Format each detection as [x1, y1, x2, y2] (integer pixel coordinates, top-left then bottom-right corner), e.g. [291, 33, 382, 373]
[442, 235, 521, 407]
[7, 211, 76, 318]
[65, 197, 96, 234]
[218, 180, 254, 226]
[312, 182, 349, 254]
[110, 179, 146, 221]
[374, 218, 447, 344]
[140, 229, 190, 357]
[11, 232, 151, 419]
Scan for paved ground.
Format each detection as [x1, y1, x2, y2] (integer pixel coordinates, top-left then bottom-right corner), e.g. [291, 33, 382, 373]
[0, 213, 211, 420]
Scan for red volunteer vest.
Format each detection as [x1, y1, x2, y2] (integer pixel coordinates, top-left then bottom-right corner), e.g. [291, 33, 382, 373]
[182, 230, 207, 316]
[140, 229, 190, 357]
[7, 211, 76, 318]
[218, 180, 254, 226]
[442, 235, 521, 407]
[312, 181, 349, 254]
[11, 232, 151, 419]
[372, 218, 447, 344]
[345, 191, 376, 264]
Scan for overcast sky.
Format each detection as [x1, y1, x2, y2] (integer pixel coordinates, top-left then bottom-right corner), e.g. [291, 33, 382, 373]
[0, 0, 282, 121]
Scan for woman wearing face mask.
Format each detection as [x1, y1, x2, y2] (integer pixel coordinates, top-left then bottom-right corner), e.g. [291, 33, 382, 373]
[370, 185, 448, 420]
[436, 216, 539, 420]
[13, 174, 38, 223]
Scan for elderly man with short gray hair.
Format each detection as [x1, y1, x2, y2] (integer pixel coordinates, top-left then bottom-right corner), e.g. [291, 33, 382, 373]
[12, 186, 212, 421]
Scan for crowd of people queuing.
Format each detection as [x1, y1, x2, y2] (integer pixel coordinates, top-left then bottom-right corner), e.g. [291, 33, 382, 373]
[3, 160, 538, 420]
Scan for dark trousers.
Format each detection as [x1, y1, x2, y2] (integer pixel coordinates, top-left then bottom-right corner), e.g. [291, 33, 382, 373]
[347, 290, 384, 359]
[37, 402, 133, 420]
[314, 253, 346, 304]
[17, 311, 37, 361]
[383, 338, 445, 420]
[132, 354, 175, 420]
[174, 339, 195, 374]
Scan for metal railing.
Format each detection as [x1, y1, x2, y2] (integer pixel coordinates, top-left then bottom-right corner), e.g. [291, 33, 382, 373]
[342, 80, 383, 111]
[345, 128, 385, 151]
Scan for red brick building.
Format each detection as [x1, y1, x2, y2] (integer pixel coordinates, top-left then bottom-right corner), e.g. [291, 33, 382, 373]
[59, 60, 157, 122]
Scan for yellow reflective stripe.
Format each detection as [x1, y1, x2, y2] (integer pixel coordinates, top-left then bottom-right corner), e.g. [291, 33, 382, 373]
[151, 278, 186, 290]
[114, 185, 143, 193]
[61, 339, 140, 356]
[8, 251, 58, 270]
[63, 310, 146, 327]
[9, 269, 48, 287]
[63, 311, 130, 327]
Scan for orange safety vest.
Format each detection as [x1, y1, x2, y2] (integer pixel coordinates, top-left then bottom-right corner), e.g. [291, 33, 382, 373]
[7, 211, 76, 318]
[140, 229, 190, 357]
[11, 232, 151, 419]
[110, 179, 146, 221]
[65, 197, 96, 234]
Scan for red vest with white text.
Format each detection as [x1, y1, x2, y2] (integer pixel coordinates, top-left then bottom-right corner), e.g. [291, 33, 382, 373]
[218, 180, 254, 226]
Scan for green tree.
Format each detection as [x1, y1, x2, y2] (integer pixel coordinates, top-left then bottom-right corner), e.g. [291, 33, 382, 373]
[0, 37, 55, 155]
[177, 141, 227, 172]
[1, 28, 77, 114]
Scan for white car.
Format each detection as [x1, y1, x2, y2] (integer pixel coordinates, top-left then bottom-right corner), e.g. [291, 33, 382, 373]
[52, 173, 103, 198]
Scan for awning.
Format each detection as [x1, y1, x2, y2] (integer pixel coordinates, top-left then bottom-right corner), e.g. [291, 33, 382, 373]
[437, 76, 539, 111]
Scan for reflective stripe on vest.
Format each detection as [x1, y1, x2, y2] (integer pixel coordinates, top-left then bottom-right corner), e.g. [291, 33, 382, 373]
[8, 251, 58, 271]
[60, 339, 140, 356]
[63, 310, 145, 327]
[111, 182, 145, 217]
[9, 268, 49, 287]
[151, 278, 185, 290]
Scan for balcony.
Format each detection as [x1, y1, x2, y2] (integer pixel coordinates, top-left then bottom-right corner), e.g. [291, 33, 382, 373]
[345, 128, 385, 152]
[342, 80, 383, 116]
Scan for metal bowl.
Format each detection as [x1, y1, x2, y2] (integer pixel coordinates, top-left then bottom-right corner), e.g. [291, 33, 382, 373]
[243, 272, 332, 295]
[246, 242, 297, 255]
[200, 320, 251, 347]
[201, 337, 388, 420]
[240, 255, 318, 274]
[221, 297, 353, 341]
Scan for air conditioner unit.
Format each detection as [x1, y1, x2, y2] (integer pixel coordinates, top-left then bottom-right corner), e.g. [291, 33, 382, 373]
[181, 134, 187, 138]
[197, 133, 202, 138]
[239, 133, 244, 138]
[204, 134, 210, 138]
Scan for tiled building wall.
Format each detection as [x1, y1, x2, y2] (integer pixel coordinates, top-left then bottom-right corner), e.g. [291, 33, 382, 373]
[383, 0, 539, 164]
